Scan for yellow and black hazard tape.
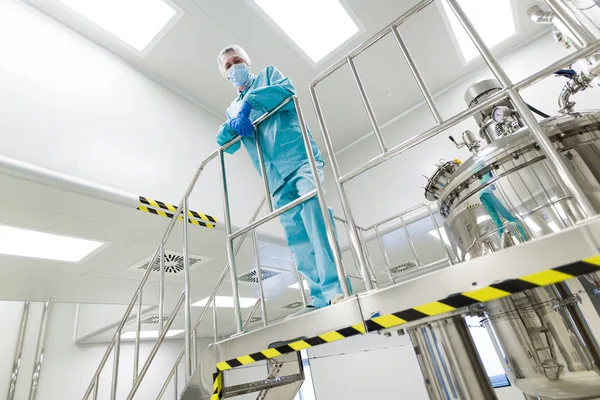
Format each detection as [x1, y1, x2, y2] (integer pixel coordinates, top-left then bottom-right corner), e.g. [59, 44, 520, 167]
[137, 196, 217, 228]
[211, 371, 223, 400]
[213, 255, 600, 375]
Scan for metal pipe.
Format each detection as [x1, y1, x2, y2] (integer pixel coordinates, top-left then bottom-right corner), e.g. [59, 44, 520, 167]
[309, 86, 374, 292]
[294, 262, 309, 308]
[242, 299, 262, 331]
[133, 289, 142, 384]
[82, 337, 116, 399]
[375, 226, 395, 283]
[110, 331, 120, 400]
[447, 0, 596, 218]
[311, 0, 434, 86]
[543, 0, 596, 47]
[213, 299, 218, 343]
[359, 228, 379, 287]
[425, 203, 454, 265]
[28, 300, 51, 400]
[347, 57, 387, 153]
[230, 190, 317, 240]
[293, 96, 351, 297]
[159, 243, 165, 330]
[399, 213, 420, 266]
[125, 292, 185, 400]
[182, 198, 193, 378]
[174, 365, 178, 399]
[157, 348, 184, 399]
[219, 150, 243, 333]
[7, 301, 29, 400]
[255, 131, 273, 212]
[391, 25, 442, 124]
[192, 330, 197, 369]
[92, 376, 99, 400]
[252, 230, 268, 326]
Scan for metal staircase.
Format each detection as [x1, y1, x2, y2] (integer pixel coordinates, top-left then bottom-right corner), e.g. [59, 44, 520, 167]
[81, 0, 600, 399]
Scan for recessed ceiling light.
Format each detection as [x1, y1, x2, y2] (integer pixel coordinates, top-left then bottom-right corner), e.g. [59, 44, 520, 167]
[441, 0, 516, 62]
[428, 228, 451, 247]
[121, 329, 183, 340]
[192, 296, 257, 308]
[288, 280, 309, 290]
[250, 0, 360, 63]
[56, 0, 180, 52]
[0, 225, 103, 262]
[547, 221, 561, 233]
[524, 218, 542, 233]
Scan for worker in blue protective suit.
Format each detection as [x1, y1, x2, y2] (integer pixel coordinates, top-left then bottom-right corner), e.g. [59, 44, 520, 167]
[215, 45, 350, 315]
[479, 172, 529, 241]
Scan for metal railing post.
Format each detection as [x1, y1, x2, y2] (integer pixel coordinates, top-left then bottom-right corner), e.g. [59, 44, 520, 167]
[358, 229, 379, 288]
[294, 263, 309, 308]
[174, 365, 178, 400]
[7, 301, 29, 400]
[212, 299, 218, 343]
[252, 230, 268, 326]
[375, 226, 395, 283]
[133, 290, 141, 384]
[399, 213, 420, 266]
[92, 376, 99, 400]
[157, 348, 184, 399]
[425, 204, 454, 265]
[182, 198, 193, 379]
[159, 243, 165, 330]
[28, 300, 51, 400]
[110, 331, 120, 400]
[309, 86, 374, 292]
[255, 132, 274, 213]
[292, 96, 351, 297]
[391, 25, 442, 124]
[347, 57, 388, 153]
[242, 299, 262, 331]
[446, 0, 596, 219]
[219, 150, 244, 332]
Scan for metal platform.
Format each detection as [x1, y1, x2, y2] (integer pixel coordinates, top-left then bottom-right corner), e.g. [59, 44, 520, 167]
[181, 217, 600, 399]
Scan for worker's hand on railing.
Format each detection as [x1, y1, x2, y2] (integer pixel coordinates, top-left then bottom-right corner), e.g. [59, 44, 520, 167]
[228, 100, 254, 137]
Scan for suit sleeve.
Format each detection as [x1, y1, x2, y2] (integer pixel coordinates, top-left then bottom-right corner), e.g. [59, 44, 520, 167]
[216, 120, 241, 154]
[244, 66, 296, 113]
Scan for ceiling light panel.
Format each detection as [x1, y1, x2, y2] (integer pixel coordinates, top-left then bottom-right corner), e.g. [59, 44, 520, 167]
[250, 0, 360, 63]
[55, 0, 181, 52]
[192, 296, 257, 308]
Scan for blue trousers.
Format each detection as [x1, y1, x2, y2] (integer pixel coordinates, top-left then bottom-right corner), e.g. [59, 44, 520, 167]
[480, 192, 529, 241]
[273, 164, 348, 308]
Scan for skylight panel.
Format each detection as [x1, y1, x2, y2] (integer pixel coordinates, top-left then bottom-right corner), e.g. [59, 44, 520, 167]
[251, 0, 360, 63]
[0, 225, 103, 262]
[192, 296, 257, 308]
[56, 0, 179, 52]
[441, 0, 516, 62]
[121, 330, 183, 340]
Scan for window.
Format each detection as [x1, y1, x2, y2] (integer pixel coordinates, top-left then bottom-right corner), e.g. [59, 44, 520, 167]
[250, 0, 360, 63]
[0, 225, 103, 262]
[55, 0, 181, 52]
[465, 316, 511, 388]
[440, 0, 516, 62]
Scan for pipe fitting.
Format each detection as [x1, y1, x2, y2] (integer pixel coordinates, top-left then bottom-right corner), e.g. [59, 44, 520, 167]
[528, 5, 554, 24]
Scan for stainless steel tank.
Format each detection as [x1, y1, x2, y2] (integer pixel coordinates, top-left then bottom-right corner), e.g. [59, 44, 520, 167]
[418, 79, 600, 399]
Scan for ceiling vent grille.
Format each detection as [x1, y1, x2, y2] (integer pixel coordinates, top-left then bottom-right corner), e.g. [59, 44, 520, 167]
[280, 301, 304, 310]
[238, 266, 285, 284]
[126, 250, 211, 274]
[141, 315, 170, 325]
[390, 261, 418, 276]
[248, 316, 262, 323]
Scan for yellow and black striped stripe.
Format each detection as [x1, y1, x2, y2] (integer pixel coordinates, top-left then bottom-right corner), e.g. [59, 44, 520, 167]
[214, 255, 600, 373]
[210, 371, 223, 400]
[137, 196, 217, 228]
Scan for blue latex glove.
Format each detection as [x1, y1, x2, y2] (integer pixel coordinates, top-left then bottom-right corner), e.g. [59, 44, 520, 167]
[228, 101, 253, 137]
[555, 69, 577, 79]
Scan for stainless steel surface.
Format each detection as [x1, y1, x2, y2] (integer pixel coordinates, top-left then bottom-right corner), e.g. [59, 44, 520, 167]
[347, 57, 387, 153]
[544, 0, 597, 47]
[447, 0, 597, 218]
[219, 150, 243, 334]
[426, 203, 454, 265]
[125, 293, 184, 400]
[159, 243, 165, 330]
[252, 230, 268, 327]
[7, 301, 29, 400]
[391, 25, 441, 124]
[375, 226, 395, 283]
[134, 290, 141, 384]
[182, 198, 193, 379]
[174, 365, 178, 399]
[212, 299, 218, 344]
[28, 300, 50, 400]
[92, 376, 98, 400]
[157, 348, 183, 400]
[242, 299, 261, 331]
[110, 331, 120, 400]
[293, 96, 351, 297]
[255, 130, 273, 213]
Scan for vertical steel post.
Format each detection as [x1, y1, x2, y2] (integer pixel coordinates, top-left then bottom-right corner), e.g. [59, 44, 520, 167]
[110, 331, 120, 400]
[92, 375, 99, 400]
[174, 365, 178, 400]
[7, 301, 29, 400]
[182, 198, 193, 378]
[347, 57, 388, 153]
[133, 290, 142, 384]
[252, 230, 268, 326]
[159, 242, 165, 330]
[212, 299, 218, 343]
[375, 226, 396, 283]
[294, 263, 309, 308]
[219, 150, 244, 332]
[255, 131, 274, 212]
[446, 0, 596, 219]
[309, 87, 374, 291]
[292, 96, 351, 297]
[28, 300, 51, 400]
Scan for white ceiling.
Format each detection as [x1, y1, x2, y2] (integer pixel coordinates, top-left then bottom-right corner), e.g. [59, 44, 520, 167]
[25, 0, 547, 152]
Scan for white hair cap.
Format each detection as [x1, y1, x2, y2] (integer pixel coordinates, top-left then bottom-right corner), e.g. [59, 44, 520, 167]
[217, 44, 251, 77]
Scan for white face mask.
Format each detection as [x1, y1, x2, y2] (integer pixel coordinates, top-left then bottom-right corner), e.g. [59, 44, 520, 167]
[228, 63, 250, 87]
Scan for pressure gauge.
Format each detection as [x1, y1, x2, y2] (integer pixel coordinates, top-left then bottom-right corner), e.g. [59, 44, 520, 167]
[492, 106, 512, 123]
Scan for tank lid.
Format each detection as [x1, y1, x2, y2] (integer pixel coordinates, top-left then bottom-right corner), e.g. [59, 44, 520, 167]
[464, 79, 502, 108]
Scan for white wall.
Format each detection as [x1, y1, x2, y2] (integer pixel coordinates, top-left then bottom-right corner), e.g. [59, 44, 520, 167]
[0, 0, 264, 228]
[0, 301, 209, 399]
[324, 33, 600, 229]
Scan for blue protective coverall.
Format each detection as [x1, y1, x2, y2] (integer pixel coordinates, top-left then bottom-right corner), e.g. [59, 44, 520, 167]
[216, 65, 346, 308]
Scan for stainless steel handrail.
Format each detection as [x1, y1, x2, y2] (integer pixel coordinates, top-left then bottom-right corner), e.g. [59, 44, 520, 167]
[7, 301, 29, 400]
